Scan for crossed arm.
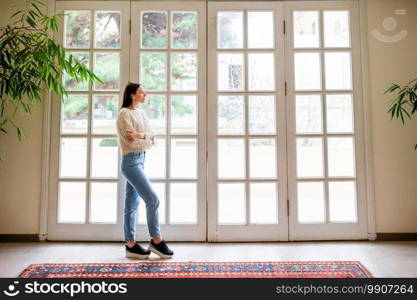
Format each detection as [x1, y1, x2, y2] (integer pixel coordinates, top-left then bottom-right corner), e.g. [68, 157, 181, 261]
[126, 130, 155, 145]
[117, 112, 155, 147]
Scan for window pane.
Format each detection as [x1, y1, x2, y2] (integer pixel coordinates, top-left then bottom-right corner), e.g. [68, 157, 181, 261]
[218, 183, 245, 224]
[90, 182, 117, 223]
[140, 53, 167, 91]
[324, 52, 352, 90]
[170, 183, 197, 224]
[294, 52, 321, 90]
[248, 95, 276, 134]
[329, 181, 357, 222]
[296, 138, 324, 178]
[248, 11, 273, 48]
[171, 95, 197, 134]
[64, 11, 91, 48]
[58, 182, 86, 223]
[141, 94, 167, 134]
[217, 11, 243, 49]
[60, 138, 87, 177]
[61, 94, 88, 134]
[327, 137, 356, 177]
[218, 95, 244, 135]
[138, 183, 166, 224]
[91, 138, 118, 178]
[170, 138, 197, 178]
[64, 52, 89, 91]
[250, 183, 278, 224]
[171, 52, 197, 91]
[92, 95, 118, 134]
[297, 182, 325, 223]
[295, 94, 322, 134]
[326, 94, 354, 133]
[95, 11, 121, 48]
[93, 52, 120, 90]
[141, 11, 167, 48]
[145, 138, 166, 178]
[172, 12, 197, 49]
[248, 53, 275, 91]
[249, 139, 276, 178]
[218, 139, 245, 178]
[293, 11, 319, 48]
[324, 11, 350, 48]
[218, 53, 244, 91]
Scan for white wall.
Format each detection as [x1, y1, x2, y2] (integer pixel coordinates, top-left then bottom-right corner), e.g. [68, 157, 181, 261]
[0, 0, 416, 237]
[366, 0, 417, 232]
[0, 0, 45, 234]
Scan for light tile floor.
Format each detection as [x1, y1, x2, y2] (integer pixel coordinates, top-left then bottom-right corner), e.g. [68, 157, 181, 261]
[0, 241, 416, 277]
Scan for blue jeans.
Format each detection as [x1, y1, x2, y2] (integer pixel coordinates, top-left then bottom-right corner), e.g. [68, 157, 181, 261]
[121, 151, 161, 241]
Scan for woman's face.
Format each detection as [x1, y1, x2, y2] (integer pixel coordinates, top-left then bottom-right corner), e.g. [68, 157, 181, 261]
[131, 86, 147, 105]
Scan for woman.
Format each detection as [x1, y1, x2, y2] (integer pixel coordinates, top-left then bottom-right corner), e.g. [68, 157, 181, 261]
[116, 82, 174, 259]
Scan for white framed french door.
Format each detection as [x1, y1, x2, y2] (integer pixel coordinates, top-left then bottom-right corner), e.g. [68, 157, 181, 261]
[48, 0, 206, 241]
[207, 1, 289, 241]
[48, 1, 130, 240]
[47, 0, 369, 242]
[284, 1, 368, 240]
[129, 1, 207, 241]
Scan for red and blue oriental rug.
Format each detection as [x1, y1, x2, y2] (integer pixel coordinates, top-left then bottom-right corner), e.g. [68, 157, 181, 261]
[18, 261, 372, 278]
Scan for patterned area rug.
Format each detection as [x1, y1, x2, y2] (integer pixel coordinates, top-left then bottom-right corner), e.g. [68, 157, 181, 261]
[18, 261, 372, 278]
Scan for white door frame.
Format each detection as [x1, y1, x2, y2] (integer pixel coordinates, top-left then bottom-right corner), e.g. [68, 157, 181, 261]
[130, 1, 207, 241]
[284, 0, 369, 240]
[48, 1, 130, 240]
[43, 0, 374, 242]
[207, 1, 289, 241]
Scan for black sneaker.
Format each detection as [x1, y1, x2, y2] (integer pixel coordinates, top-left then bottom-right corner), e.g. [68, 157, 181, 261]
[148, 239, 174, 259]
[125, 242, 150, 259]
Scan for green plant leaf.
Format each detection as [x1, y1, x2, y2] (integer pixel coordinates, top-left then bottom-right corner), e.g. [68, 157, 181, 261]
[0, 118, 8, 133]
[10, 9, 23, 19]
[16, 126, 25, 141]
[384, 83, 400, 94]
[31, 2, 43, 16]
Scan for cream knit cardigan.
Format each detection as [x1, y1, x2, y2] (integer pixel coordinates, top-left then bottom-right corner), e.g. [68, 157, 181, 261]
[116, 107, 155, 155]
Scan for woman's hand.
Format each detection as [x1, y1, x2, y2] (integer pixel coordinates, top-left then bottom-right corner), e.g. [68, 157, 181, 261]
[126, 130, 145, 142]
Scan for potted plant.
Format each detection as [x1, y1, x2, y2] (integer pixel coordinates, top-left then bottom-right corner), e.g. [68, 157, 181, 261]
[385, 78, 417, 150]
[0, 0, 102, 161]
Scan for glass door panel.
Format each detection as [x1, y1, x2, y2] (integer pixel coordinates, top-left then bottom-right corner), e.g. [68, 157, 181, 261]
[285, 1, 368, 240]
[130, 1, 206, 241]
[207, 1, 288, 241]
[48, 1, 130, 240]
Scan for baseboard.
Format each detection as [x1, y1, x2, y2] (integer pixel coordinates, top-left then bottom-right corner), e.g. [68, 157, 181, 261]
[376, 233, 417, 241]
[0, 234, 40, 242]
[1, 233, 416, 242]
